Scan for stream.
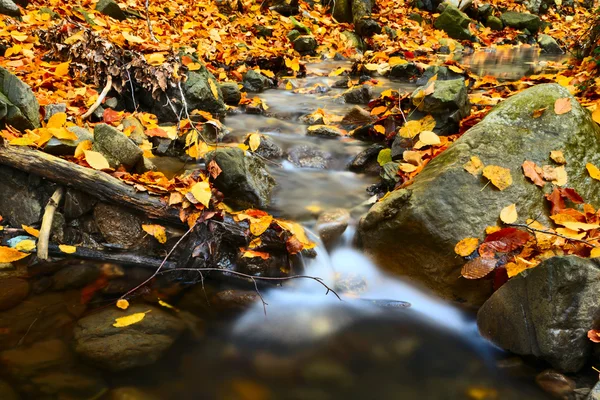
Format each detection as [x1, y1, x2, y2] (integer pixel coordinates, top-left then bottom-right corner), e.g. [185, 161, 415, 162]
[0, 48, 574, 399]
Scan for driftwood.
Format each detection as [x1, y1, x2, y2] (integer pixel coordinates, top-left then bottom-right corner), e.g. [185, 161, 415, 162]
[37, 187, 64, 260]
[0, 142, 182, 225]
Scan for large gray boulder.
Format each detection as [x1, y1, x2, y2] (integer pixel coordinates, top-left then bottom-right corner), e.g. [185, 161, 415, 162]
[0, 67, 40, 130]
[0, 0, 21, 17]
[501, 11, 541, 33]
[184, 66, 227, 117]
[433, 5, 474, 41]
[93, 123, 143, 169]
[73, 304, 185, 371]
[205, 148, 276, 210]
[358, 83, 600, 307]
[477, 256, 600, 373]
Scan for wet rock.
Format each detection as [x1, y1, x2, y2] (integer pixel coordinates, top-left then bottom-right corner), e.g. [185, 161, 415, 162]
[63, 189, 96, 219]
[343, 85, 372, 104]
[389, 62, 421, 82]
[184, 65, 227, 117]
[205, 148, 276, 209]
[300, 111, 325, 125]
[219, 82, 242, 105]
[93, 203, 145, 248]
[209, 289, 260, 315]
[121, 115, 146, 145]
[43, 103, 66, 121]
[0, 339, 72, 377]
[293, 35, 318, 54]
[0, 166, 46, 226]
[0, 278, 29, 311]
[475, 3, 493, 19]
[349, 143, 384, 175]
[341, 105, 374, 126]
[287, 29, 301, 42]
[244, 134, 283, 160]
[411, 78, 470, 121]
[478, 256, 600, 373]
[485, 15, 503, 31]
[93, 123, 143, 169]
[358, 84, 600, 307]
[538, 34, 563, 54]
[0, 380, 18, 400]
[306, 124, 343, 138]
[0, 66, 40, 130]
[415, 65, 464, 86]
[287, 144, 332, 169]
[535, 369, 576, 399]
[341, 31, 365, 52]
[380, 161, 400, 188]
[135, 156, 157, 173]
[45, 126, 93, 156]
[590, 381, 600, 400]
[52, 265, 100, 290]
[243, 70, 273, 93]
[108, 387, 160, 400]
[30, 370, 106, 400]
[95, 0, 126, 20]
[73, 304, 185, 371]
[501, 11, 541, 33]
[315, 208, 350, 248]
[332, 76, 350, 89]
[0, 0, 20, 17]
[433, 5, 474, 41]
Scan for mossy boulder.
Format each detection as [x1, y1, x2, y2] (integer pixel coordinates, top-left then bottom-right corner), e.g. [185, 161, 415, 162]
[358, 84, 600, 307]
[184, 65, 227, 117]
[433, 5, 474, 41]
[242, 70, 273, 93]
[93, 124, 143, 169]
[0, 67, 40, 130]
[95, 0, 126, 20]
[501, 11, 541, 33]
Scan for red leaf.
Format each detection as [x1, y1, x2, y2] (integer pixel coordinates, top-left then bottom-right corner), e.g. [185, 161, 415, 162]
[546, 188, 566, 215]
[103, 108, 123, 125]
[480, 228, 532, 256]
[80, 276, 108, 304]
[145, 127, 169, 138]
[245, 209, 269, 218]
[588, 329, 600, 343]
[493, 267, 509, 291]
[560, 188, 584, 204]
[522, 160, 545, 187]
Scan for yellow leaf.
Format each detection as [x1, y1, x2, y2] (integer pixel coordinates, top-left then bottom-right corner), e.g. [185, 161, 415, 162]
[209, 79, 219, 100]
[112, 311, 151, 328]
[591, 248, 600, 258]
[15, 239, 35, 252]
[464, 156, 484, 176]
[50, 128, 78, 141]
[551, 165, 567, 186]
[554, 97, 572, 115]
[158, 299, 178, 310]
[74, 140, 92, 158]
[54, 62, 70, 77]
[555, 227, 586, 240]
[506, 257, 538, 278]
[187, 62, 201, 71]
[277, 220, 314, 248]
[388, 57, 407, 67]
[145, 53, 166, 66]
[482, 165, 512, 191]
[142, 224, 167, 244]
[58, 244, 77, 254]
[248, 133, 261, 152]
[500, 204, 518, 224]
[190, 181, 211, 207]
[418, 130, 440, 146]
[84, 150, 111, 170]
[448, 65, 464, 74]
[0, 246, 29, 262]
[4, 44, 22, 57]
[454, 237, 479, 257]
[374, 125, 385, 134]
[550, 150, 566, 165]
[398, 120, 422, 138]
[250, 215, 273, 236]
[560, 221, 600, 231]
[116, 299, 129, 310]
[22, 225, 40, 238]
[587, 163, 600, 180]
[122, 31, 145, 44]
[593, 106, 600, 125]
[285, 58, 300, 72]
[47, 112, 67, 128]
[64, 31, 85, 45]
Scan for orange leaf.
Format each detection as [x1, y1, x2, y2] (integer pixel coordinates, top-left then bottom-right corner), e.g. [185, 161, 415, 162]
[84, 150, 111, 170]
[454, 237, 479, 257]
[0, 246, 30, 263]
[461, 257, 496, 279]
[554, 98, 572, 115]
[47, 112, 67, 128]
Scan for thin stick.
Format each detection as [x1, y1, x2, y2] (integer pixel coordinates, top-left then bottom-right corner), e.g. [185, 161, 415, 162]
[82, 75, 113, 119]
[145, 0, 159, 42]
[37, 187, 64, 261]
[125, 68, 137, 111]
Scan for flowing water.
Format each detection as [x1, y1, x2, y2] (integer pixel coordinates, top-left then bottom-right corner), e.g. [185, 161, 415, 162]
[0, 49, 572, 399]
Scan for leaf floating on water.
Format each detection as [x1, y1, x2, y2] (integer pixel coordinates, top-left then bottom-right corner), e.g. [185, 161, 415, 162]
[463, 156, 484, 176]
[84, 150, 111, 170]
[142, 224, 167, 244]
[58, 244, 77, 254]
[482, 165, 512, 191]
[454, 237, 479, 257]
[554, 97, 572, 115]
[0, 246, 29, 263]
[112, 310, 151, 328]
[158, 300, 178, 311]
[461, 257, 496, 280]
[116, 299, 129, 310]
[500, 204, 518, 224]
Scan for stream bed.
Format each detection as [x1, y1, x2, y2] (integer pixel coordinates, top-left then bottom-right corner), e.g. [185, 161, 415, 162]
[0, 48, 580, 400]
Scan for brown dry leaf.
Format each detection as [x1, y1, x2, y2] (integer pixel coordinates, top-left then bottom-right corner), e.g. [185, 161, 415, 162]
[207, 159, 222, 179]
[554, 98, 572, 115]
[500, 204, 518, 224]
[0, 246, 29, 262]
[522, 161, 545, 187]
[588, 329, 600, 343]
[142, 224, 167, 244]
[403, 150, 423, 166]
[461, 257, 496, 279]
[454, 237, 479, 257]
[532, 107, 548, 118]
[550, 150, 566, 165]
[464, 156, 484, 176]
[482, 165, 512, 191]
[84, 150, 111, 170]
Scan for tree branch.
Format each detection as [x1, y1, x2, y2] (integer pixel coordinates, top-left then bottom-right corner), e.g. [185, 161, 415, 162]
[37, 187, 64, 260]
[82, 75, 113, 120]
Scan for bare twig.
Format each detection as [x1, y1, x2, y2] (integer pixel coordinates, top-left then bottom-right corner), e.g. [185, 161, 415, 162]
[125, 68, 138, 111]
[508, 223, 599, 248]
[145, 0, 159, 42]
[37, 187, 64, 261]
[81, 75, 113, 120]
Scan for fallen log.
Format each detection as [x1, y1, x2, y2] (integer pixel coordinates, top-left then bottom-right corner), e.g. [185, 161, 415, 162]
[0, 142, 182, 225]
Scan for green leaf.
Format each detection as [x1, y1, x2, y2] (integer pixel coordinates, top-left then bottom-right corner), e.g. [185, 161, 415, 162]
[377, 148, 392, 166]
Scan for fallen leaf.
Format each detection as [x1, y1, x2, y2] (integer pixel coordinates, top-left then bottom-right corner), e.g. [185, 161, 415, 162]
[0, 246, 29, 262]
[250, 215, 273, 236]
[500, 204, 518, 224]
[15, 239, 35, 252]
[461, 257, 496, 279]
[248, 133, 261, 152]
[464, 156, 484, 176]
[112, 311, 151, 327]
[550, 150, 566, 165]
[84, 150, 111, 170]
[142, 224, 167, 244]
[554, 97, 572, 115]
[116, 299, 129, 310]
[482, 165, 512, 191]
[546, 188, 565, 215]
[560, 221, 600, 231]
[532, 107, 548, 118]
[207, 160, 222, 179]
[190, 181, 211, 207]
[377, 148, 392, 166]
[552, 165, 568, 186]
[454, 237, 479, 257]
[588, 329, 600, 343]
[54, 62, 70, 77]
[58, 244, 77, 254]
[587, 163, 600, 180]
[242, 250, 270, 259]
[47, 112, 67, 128]
[74, 140, 92, 158]
[479, 228, 532, 257]
[505, 257, 538, 278]
[22, 225, 40, 237]
[418, 130, 440, 146]
[209, 79, 219, 100]
[591, 248, 600, 258]
[522, 161, 545, 187]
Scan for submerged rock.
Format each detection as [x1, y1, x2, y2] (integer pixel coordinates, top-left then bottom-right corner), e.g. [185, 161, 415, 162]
[52, 264, 100, 290]
[343, 85, 373, 104]
[73, 304, 185, 371]
[478, 256, 600, 373]
[205, 148, 276, 210]
[358, 84, 600, 307]
[0, 278, 29, 311]
[287, 144, 332, 169]
[0, 66, 40, 130]
[315, 208, 350, 248]
[433, 5, 474, 41]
